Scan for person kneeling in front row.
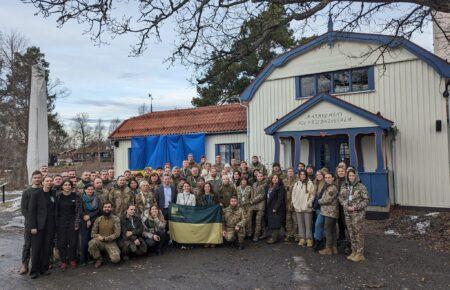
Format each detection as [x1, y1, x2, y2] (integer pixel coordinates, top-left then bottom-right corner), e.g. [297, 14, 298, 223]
[143, 205, 167, 255]
[88, 202, 121, 268]
[222, 196, 245, 250]
[119, 204, 147, 260]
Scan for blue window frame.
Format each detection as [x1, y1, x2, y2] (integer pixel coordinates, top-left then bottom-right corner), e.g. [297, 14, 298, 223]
[295, 66, 374, 99]
[214, 143, 244, 165]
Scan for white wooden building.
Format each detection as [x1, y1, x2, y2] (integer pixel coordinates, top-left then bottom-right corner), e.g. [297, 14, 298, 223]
[110, 30, 450, 209]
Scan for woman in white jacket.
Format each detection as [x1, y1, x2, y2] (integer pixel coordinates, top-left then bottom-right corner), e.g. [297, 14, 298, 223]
[176, 183, 196, 206]
[291, 170, 315, 247]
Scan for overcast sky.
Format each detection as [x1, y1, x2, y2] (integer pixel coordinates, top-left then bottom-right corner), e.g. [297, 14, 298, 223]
[0, 1, 434, 127]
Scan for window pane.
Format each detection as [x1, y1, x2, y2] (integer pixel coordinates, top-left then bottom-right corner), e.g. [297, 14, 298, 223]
[320, 144, 330, 169]
[339, 142, 350, 165]
[333, 71, 350, 93]
[352, 68, 369, 91]
[219, 145, 230, 164]
[231, 144, 242, 162]
[317, 73, 331, 93]
[300, 76, 315, 97]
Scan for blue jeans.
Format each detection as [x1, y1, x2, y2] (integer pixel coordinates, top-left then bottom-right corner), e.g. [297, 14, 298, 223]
[314, 210, 324, 240]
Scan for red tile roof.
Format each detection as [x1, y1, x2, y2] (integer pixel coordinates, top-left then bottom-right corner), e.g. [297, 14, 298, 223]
[109, 103, 247, 139]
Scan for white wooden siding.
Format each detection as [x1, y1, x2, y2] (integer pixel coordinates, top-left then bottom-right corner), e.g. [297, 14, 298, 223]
[114, 139, 131, 176]
[204, 133, 248, 162]
[248, 47, 450, 207]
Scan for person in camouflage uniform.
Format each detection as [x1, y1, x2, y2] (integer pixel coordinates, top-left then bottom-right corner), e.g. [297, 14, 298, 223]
[250, 155, 267, 176]
[249, 172, 266, 242]
[76, 171, 91, 195]
[148, 172, 161, 196]
[318, 173, 339, 255]
[212, 155, 225, 175]
[170, 167, 182, 189]
[268, 162, 286, 181]
[100, 170, 113, 191]
[222, 196, 246, 250]
[119, 204, 147, 260]
[88, 202, 121, 268]
[180, 160, 191, 178]
[187, 153, 198, 169]
[93, 178, 110, 205]
[283, 168, 298, 242]
[135, 180, 154, 217]
[205, 167, 221, 193]
[217, 175, 237, 208]
[109, 176, 135, 217]
[186, 166, 201, 188]
[193, 177, 206, 206]
[339, 168, 369, 262]
[236, 177, 252, 236]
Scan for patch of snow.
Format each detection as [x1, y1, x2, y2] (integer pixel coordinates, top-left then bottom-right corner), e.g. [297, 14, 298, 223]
[425, 212, 440, 218]
[408, 215, 418, 221]
[1, 216, 25, 230]
[384, 230, 400, 236]
[5, 190, 22, 196]
[416, 221, 430, 235]
[1, 197, 21, 212]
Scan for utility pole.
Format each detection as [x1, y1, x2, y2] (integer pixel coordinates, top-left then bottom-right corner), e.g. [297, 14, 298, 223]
[148, 93, 153, 113]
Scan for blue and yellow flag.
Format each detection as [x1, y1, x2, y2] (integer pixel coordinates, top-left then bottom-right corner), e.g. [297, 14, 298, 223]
[169, 204, 223, 244]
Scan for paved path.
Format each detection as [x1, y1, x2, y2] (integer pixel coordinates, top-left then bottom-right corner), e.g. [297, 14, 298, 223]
[1, 227, 449, 290]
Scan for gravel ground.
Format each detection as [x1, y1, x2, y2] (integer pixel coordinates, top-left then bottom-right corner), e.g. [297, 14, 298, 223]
[1, 204, 449, 290]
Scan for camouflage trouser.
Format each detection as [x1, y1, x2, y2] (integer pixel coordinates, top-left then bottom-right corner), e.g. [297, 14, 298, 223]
[285, 210, 298, 239]
[120, 238, 147, 256]
[224, 227, 245, 243]
[345, 211, 365, 254]
[88, 239, 121, 263]
[248, 209, 264, 238]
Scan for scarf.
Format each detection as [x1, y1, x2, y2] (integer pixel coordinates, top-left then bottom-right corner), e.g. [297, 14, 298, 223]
[82, 192, 98, 211]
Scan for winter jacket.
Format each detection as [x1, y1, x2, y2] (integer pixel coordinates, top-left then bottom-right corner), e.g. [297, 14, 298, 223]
[283, 177, 297, 212]
[339, 177, 369, 213]
[250, 179, 266, 211]
[217, 183, 237, 208]
[292, 180, 315, 213]
[318, 184, 339, 219]
[109, 185, 135, 217]
[176, 192, 196, 206]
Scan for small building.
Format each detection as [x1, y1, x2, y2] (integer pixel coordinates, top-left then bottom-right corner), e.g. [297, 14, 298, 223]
[110, 30, 450, 209]
[57, 143, 113, 164]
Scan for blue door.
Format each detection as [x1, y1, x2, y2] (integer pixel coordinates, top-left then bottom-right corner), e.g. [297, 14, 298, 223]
[314, 136, 350, 171]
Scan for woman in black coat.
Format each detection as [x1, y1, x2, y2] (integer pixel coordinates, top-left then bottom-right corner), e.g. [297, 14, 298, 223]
[265, 175, 286, 244]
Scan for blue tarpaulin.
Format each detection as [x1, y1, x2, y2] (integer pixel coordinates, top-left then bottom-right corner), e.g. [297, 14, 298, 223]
[129, 133, 205, 170]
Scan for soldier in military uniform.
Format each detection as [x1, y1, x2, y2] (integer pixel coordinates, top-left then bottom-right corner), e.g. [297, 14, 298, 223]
[283, 168, 298, 242]
[222, 196, 245, 250]
[180, 160, 191, 178]
[249, 172, 266, 242]
[93, 178, 109, 205]
[217, 175, 237, 208]
[268, 162, 286, 181]
[212, 155, 225, 175]
[250, 155, 267, 176]
[76, 171, 91, 195]
[186, 166, 201, 188]
[109, 176, 135, 217]
[236, 177, 252, 237]
[88, 202, 121, 268]
[100, 170, 113, 191]
[339, 169, 369, 262]
[119, 204, 147, 260]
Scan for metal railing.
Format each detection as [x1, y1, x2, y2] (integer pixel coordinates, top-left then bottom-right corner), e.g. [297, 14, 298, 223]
[1, 182, 7, 203]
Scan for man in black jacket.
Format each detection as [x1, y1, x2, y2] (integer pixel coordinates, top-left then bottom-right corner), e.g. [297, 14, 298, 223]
[19, 170, 42, 275]
[156, 175, 177, 220]
[119, 204, 147, 260]
[29, 176, 56, 279]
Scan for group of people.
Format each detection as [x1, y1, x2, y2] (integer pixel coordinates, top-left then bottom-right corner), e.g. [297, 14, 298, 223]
[20, 153, 369, 280]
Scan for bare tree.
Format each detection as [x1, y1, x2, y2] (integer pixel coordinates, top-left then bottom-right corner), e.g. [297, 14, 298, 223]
[108, 117, 121, 135]
[72, 113, 92, 162]
[93, 118, 105, 162]
[22, 1, 449, 82]
[138, 103, 150, 115]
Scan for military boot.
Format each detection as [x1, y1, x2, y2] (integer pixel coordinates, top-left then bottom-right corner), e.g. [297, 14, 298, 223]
[19, 264, 28, 275]
[346, 252, 356, 260]
[266, 230, 279, 244]
[298, 239, 305, 247]
[94, 259, 102, 269]
[306, 239, 313, 248]
[350, 253, 366, 262]
[318, 247, 332, 255]
[252, 236, 259, 242]
[332, 247, 338, 254]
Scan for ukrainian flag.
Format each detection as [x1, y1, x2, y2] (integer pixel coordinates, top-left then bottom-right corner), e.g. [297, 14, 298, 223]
[169, 204, 223, 244]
